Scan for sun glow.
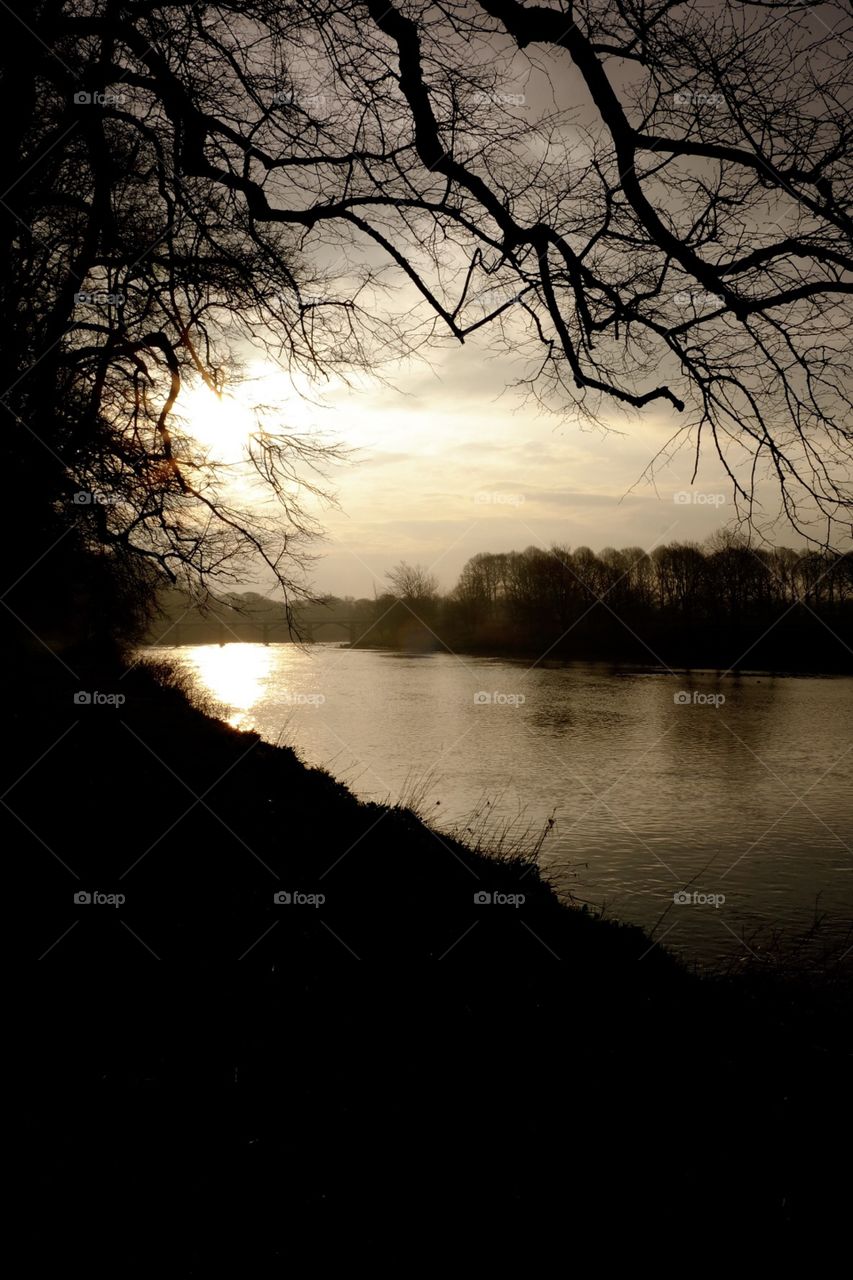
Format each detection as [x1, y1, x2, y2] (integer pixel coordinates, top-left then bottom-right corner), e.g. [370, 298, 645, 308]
[178, 381, 258, 463]
[176, 361, 337, 468]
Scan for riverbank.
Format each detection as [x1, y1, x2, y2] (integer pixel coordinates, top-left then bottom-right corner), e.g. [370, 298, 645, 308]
[350, 633, 853, 675]
[14, 655, 695, 969]
[143, 633, 853, 675]
[14, 654, 852, 1258]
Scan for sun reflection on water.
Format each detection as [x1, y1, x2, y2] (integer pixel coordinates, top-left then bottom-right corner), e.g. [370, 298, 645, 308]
[183, 644, 275, 730]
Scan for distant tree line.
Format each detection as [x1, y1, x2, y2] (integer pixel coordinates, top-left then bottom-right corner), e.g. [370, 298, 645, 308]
[145, 539, 853, 670]
[363, 539, 853, 672]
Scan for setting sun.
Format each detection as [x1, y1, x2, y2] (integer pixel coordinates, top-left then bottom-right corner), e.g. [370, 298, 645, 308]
[177, 381, 257, 462]
[176, 361, 334, 469]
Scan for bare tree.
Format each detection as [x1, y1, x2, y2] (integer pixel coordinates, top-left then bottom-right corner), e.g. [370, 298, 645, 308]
[386, 561, 440, 602]
[358, 0, 853, 541]
[2, 1, 852, 654]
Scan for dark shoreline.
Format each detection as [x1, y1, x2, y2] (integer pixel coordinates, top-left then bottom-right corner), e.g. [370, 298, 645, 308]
[352, 640, 853, 678]
[15, 654, 853, 1255]
[145, 635, 853, 678]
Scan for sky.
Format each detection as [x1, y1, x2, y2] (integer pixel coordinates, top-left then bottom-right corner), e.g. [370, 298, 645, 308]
[310, 343, 740, 598]
[180, 332, 752, 601]
[175, 11, 828, 603]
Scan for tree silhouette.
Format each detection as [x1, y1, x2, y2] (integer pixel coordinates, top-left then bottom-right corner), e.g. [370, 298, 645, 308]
[386, 562, 440, 603]
[364, 538, 853, 667]
[2, 1, 851, 658]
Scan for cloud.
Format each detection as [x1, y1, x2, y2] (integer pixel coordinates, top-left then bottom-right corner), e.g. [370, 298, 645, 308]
[233, 341, 748, 596]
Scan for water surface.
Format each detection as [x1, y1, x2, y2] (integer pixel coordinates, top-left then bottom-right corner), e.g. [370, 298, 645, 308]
[147, 643, 853, 967]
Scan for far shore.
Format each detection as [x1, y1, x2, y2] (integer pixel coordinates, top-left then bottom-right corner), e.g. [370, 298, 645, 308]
[141, 636, 852, 678]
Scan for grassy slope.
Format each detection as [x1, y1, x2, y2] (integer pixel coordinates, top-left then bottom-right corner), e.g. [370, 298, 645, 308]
[13, 658, 852, 1263]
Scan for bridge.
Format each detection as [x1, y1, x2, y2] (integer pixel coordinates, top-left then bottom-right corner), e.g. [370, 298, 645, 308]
[160, 617, 368, 646]
[301, 618, 367, 645]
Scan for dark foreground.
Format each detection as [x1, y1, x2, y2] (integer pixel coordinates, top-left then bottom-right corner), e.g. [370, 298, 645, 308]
[13, 658, 852, 1265]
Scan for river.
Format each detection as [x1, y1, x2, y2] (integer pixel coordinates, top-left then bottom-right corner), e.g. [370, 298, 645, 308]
[146, 643, 853, 968]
